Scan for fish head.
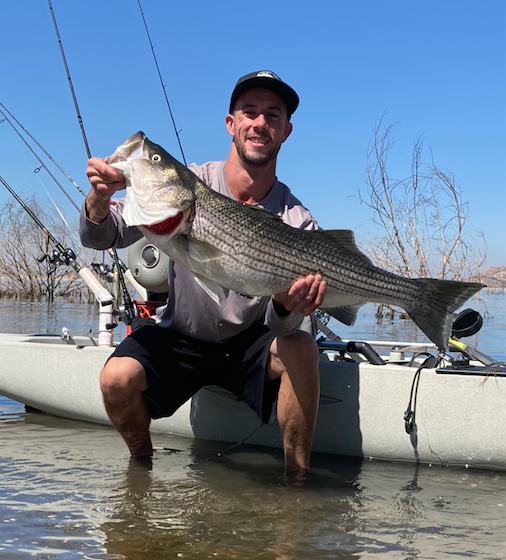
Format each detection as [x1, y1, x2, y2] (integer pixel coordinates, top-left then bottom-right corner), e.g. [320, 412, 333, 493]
[106, 131, 195, 238]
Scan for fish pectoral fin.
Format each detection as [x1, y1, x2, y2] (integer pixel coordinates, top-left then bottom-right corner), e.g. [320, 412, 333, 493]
[188, 238, 223, 262]
[321, 304, 364, 326]
[312, 229, 374, 265]
[193, 274, 224, 305]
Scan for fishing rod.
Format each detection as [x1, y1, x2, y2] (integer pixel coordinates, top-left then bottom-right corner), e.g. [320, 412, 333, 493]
[47, 0, 91, 159]
[47, 0, 137, 325]
[0, 172, 112, 296]
[137, 0, 187, 165]
[0, 173, 116, 345]
[0, 101, 133, 285]
[0, 105, 80, 212]
[1, 170, 140, 340]
[0, 102, 131, 275]
[0, 101, 86, 198]
[0, 174, 78, 272]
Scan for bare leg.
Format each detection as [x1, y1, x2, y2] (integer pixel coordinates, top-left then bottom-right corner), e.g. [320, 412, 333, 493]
[100, 356, 153, 457]
[267, 331, 320, 473]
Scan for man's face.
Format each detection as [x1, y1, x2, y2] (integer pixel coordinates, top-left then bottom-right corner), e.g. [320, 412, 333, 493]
[226, 88, 293, 167]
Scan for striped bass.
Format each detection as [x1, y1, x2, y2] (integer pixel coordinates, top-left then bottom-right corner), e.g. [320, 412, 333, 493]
[107, 132, 484, 350]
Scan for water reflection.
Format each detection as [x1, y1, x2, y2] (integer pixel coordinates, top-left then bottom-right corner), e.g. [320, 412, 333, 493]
[101, 444, 364, 560]
[1, 400, 506, 559]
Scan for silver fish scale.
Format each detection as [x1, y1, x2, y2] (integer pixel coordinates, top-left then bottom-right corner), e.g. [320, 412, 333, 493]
[189, 183, 419, 307]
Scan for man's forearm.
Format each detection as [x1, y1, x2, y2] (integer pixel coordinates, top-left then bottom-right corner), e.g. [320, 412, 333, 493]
[80, 197, 140, 251]
[85, 189, 112, 224]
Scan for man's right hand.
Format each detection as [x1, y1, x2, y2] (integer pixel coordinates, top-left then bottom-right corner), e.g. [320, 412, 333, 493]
[85, 158, 126, 223]
[86, 158, 126, 200]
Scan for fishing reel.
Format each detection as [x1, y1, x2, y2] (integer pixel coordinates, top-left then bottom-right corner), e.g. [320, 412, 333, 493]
[37, 247, 77, 275]
[91, 260, 127, 329]
[111, 301, 139, 328]
[91, 262, 115, 283]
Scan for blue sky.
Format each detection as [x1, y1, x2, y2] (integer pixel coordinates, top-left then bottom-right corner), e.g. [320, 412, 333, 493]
[1, 0, 504, 268]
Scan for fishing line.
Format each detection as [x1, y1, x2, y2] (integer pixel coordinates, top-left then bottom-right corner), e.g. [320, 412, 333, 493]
[0, 121, 78, 248]
[137, 0, 187, 165]
[0, 114, 80, 246]
[0, 106, 80, 212]
[0, 101, 86, 197]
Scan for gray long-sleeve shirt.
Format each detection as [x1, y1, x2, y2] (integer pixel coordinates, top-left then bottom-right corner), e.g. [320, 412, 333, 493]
[80, 161, 318, 343]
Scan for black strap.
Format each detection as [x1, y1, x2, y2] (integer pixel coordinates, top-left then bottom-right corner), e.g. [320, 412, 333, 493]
[404, 354, 439, 434]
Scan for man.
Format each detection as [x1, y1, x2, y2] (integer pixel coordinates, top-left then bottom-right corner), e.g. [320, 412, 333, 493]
[80, 70, 326, 475]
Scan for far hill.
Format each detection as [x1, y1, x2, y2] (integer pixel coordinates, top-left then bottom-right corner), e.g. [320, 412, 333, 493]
[480, 266, 506, 288]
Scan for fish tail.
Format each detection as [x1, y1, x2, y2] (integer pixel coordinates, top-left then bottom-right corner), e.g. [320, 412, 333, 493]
[407, 279, 485, 350]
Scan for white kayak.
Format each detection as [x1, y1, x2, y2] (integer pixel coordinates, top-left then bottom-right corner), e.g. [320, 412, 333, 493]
[1, 331, 505, 471]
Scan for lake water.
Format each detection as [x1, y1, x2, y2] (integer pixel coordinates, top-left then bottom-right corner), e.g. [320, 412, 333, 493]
[0, 291, 505, 559]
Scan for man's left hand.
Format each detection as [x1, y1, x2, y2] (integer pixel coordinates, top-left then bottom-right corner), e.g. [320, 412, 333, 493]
[273, 273, 327, 316]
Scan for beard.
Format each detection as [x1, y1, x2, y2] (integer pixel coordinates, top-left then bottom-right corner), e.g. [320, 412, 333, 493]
[234, 137, 280, 167]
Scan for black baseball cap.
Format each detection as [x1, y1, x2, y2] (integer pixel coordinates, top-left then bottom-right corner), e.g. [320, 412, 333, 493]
[229, 70, 299, 117]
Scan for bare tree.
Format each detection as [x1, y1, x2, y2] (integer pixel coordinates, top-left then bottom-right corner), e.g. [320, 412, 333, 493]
[0, 197, 98, 301]
[359, 117, 486, 281]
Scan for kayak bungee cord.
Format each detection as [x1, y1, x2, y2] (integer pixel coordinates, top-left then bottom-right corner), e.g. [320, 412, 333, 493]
[137, 0, 187, 166]
[47, 0, 136, 326]
[403, 353, 440, 436]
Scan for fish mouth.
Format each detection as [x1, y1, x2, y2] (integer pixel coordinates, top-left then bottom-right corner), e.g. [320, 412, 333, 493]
[107, 132, 195, 234]
[105, 131, 146, 164]
[143, 212, 184, 235]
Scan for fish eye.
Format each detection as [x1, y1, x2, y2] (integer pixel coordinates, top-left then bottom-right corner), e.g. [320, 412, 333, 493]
[151, 153, 161, 162]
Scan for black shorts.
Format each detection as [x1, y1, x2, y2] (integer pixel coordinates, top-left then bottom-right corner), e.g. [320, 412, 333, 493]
[110, 321, 278, 423]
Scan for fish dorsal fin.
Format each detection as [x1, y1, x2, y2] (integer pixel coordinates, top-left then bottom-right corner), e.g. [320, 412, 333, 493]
[313, 229, 374, 265]
[187, 238, 223, 262]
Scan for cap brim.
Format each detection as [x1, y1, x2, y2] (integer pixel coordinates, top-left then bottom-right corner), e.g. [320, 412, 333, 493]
[230, 77, 299, 116]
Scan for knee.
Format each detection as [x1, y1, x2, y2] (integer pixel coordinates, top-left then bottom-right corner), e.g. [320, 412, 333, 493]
[277, 331, 320, 366]
[100, 357, 147, 397]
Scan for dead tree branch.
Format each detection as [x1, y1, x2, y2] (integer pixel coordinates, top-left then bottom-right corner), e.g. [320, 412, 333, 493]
[359, 118, 486, 280]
